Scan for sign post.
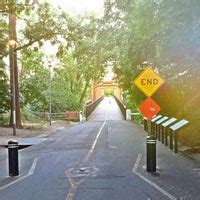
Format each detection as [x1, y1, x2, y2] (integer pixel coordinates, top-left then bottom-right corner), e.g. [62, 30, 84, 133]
[134, 66, 165, 173]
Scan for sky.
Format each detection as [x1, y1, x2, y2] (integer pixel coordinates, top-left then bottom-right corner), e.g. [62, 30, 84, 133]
[44, 0, 104, 15]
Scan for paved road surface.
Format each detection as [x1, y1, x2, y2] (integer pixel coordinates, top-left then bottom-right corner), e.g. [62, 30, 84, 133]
[87, 96, 124, 121]
[0, 97, 199, 200]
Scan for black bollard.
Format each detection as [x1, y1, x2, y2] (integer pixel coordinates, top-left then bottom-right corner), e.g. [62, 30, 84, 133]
[8, 140, 19, 176]
[146, 136, 156, 173]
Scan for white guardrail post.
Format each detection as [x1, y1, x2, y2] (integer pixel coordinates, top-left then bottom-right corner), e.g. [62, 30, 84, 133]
[126, 109, 141, 121]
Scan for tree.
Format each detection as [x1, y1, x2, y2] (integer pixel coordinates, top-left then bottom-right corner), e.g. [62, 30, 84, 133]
[19, 13, 109, 114]
[0, 16, 10, 121]
[56, 15, 107, 103]
[1, 1, 76, 126]
[1, 0, 38, 127]
[20, 49, 49, 111]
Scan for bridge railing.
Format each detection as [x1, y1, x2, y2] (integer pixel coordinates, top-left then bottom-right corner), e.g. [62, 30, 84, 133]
[113, 95, 126, 120]
[85, 96, 104, 120]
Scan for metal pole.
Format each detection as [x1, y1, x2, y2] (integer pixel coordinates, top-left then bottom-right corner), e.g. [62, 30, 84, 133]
[144, 118, 147, 132]
[174, 133, 178, 153]
[165, 127, 168, 146]
[170, 129, 173, 150]
[49, 64, 52, 126]
[155, 124, 158, 139]
[161, 126, 164, 143]
[158, 125, 161, 141]
[12, 48, 16, 136]
[151, 121, 154, 136]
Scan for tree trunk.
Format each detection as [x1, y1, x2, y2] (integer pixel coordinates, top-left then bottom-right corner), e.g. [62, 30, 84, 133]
[9, 0, 22, 128]
[79, 80, 90, 103]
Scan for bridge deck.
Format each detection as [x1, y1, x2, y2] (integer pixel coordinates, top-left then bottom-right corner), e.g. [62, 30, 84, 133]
[88, 96, 124, 121]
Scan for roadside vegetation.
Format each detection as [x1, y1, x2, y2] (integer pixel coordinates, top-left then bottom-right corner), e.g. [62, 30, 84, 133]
[0, 0, 199, 148]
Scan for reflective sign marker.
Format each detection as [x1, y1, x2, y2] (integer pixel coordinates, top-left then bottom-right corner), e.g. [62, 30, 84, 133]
[134, 67, 165, 96]
[139, 97, 161, 120]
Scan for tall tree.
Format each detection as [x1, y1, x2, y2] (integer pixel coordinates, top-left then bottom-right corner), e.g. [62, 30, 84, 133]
[2, 1, 72, 126]
[8, 0, 22, 127]
[1, 0, 38, 127]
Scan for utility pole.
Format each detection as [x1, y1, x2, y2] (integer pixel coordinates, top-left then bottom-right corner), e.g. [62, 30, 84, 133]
[8, 39, 16, 136]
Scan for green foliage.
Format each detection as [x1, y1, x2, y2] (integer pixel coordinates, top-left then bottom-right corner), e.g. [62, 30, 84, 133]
[51, 54, 83, 112]
[20, 49, 49, 111]
[56, 15, 109, 103]
[19, 43, 105, 114]
[103, 0, 200, 105]
[0, 111, 10, 125]
[18, 2, 70, 50]
[0, 19, 10, 115]
[0, 60, 10, 113]
[21, 105, 45, 123]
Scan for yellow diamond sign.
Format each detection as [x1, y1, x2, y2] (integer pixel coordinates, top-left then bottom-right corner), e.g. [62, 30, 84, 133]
[134, 67, 165, 96]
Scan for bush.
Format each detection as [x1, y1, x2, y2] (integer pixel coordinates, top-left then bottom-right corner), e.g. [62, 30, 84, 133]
[0, 111, 10, 126]
[21, 106, 44, 124]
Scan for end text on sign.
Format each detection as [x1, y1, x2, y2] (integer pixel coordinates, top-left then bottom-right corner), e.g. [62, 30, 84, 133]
[141, 79, 158, 85]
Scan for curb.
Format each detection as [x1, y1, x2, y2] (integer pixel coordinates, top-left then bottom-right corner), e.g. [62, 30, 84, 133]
[179, 150, 200, 165]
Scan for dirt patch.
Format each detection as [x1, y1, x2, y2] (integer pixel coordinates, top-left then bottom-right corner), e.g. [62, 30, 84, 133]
[183, 147, 200, 154]
[0, 121, 72, 144]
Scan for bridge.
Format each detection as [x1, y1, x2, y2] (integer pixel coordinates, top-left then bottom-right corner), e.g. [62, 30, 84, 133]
[85, 80, 126, 120]
[87, 96, 124, 121]
[91, 80, 123, 103]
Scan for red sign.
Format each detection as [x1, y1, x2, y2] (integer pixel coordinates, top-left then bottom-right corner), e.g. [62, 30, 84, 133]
[139, 97, 161, 120]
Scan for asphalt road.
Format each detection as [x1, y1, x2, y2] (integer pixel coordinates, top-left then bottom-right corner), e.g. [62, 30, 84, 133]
[0, 97, 199, 200]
